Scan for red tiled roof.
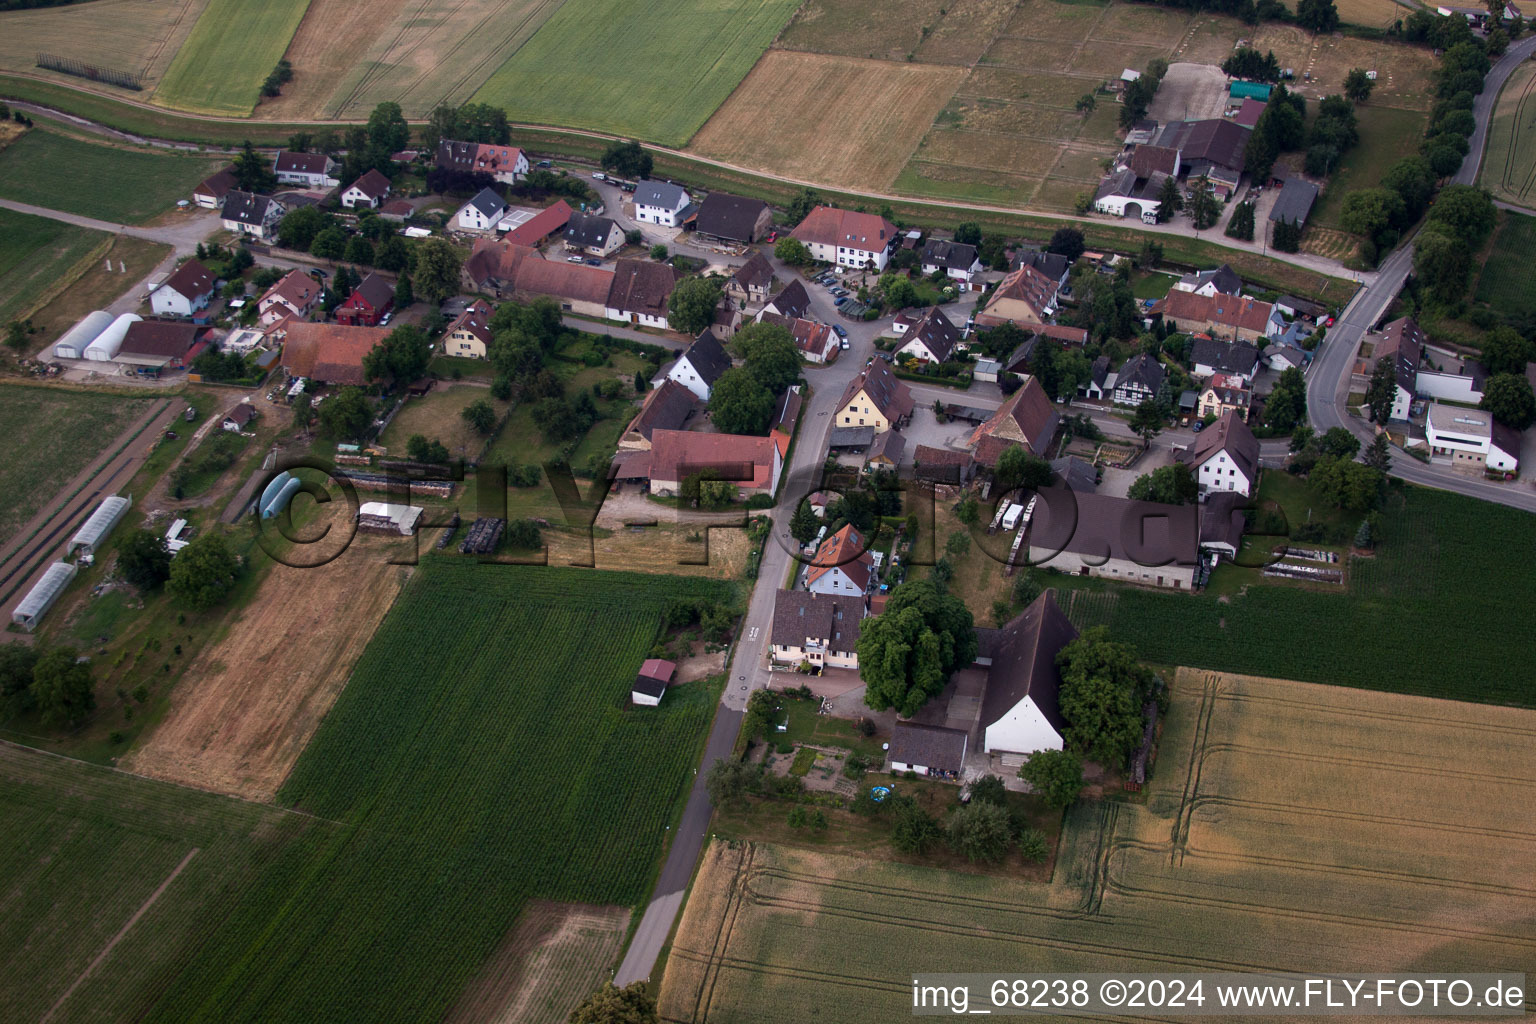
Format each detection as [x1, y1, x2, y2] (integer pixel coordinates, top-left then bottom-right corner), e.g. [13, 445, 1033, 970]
[647, 429, 778, 489]
[503, 199, 572, 247]
[606, 259, 680, 318]
[790, 205, 896, 252]
[261, 269, 319, 311]
[193, 167, 236, 200]
[983, 263, 1057, 321]
[969, 376, 1060, 464]
[279, 322, 389, 385]
[1161, 288, 1276, 334]
[463, 238, 539, 289]
[347, 169, 391, 199]
[515, 257, 614, 305]
[805, 523, 872, 592]
[162, 258, 215, 300]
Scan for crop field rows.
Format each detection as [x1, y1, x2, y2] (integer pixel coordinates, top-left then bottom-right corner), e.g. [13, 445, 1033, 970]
[659, 671, 1536, 1023]
[0, 129, 222, 225]
[1474, 211, 1536, 319]
[0, 207, 107, 327]
[0, 0, 210, 94]
[153, 0, 312, 116]
[1481, 60, 1536, 208]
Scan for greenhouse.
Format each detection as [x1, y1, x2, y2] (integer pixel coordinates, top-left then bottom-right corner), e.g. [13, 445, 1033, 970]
[68, 494, 132, 559]
[52, 311, 113, 360]
[12, 562, 77, 631]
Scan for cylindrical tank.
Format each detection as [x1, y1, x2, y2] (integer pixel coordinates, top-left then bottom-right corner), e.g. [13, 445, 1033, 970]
[53, 311, 113, 359]
[84, 313, 141, 361]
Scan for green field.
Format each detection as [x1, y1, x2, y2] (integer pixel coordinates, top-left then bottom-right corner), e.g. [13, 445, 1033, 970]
[1309, 106, 1430, 233]
[473, 0, 801, 146]
[153, 0, 311, 116]
[0, 207, 106, 325]
[0, 561, 735, 1023]
[0, 384, 157, 549]
[1480, 59, 1536, 208]
[1474, 210, 1536, 319]
[1054, 484, 1536, 708]
[0, 129, 221, 224]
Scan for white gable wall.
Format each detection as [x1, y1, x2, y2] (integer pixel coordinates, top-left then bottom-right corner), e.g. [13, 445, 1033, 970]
[983, 696, 1064, 755]
[667, 355, 712, 401]
[1195, 450, 1252, 496]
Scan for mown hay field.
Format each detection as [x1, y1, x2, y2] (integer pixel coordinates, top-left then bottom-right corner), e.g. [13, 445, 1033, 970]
[1, 561, 737, 1024]
[0, 0, 209, 92]
[689, 51, 965, 190]
[775, 0, 1017, 64]
[0, 129, 222, 223]
[0, 383, 155, 549]
[1475, 210, 1536, 319]
[474, 0, 801, 147]
[660, 670, 1536, 1023]
[1481, 60, 1536, 208]
[153, 0, 311, 116]
[270, 0, 568, 120]
[0, 206, 107, 327]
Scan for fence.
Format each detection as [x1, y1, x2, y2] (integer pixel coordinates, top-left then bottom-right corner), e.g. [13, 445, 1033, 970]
[36, 54, 143, 91]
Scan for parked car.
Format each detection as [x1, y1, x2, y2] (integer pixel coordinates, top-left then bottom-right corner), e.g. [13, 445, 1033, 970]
[832, 324, 847, 338]
[537, 159, 552, 168]
[834, 297, 848, 306]
[567, 255, 584, 263]
[379, 312, 392, 326]
[840, 339, 850, 350]
[1192, 420, 1205, 433]
[585, 258, 602, 267]
[593, 171, 607, 181]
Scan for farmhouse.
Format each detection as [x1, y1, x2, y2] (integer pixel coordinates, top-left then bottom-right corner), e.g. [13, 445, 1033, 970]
[335, 272, 394, 327]
[502, 200, 573, 247]
[444, 299, 495, 359]
[667, 332, 733, 401]
[631, 658, 675, 707]
[1113, 353, 1165, 406]
[277, 322, 388, 385]
[725, 252, 773, 307]
[979, 591, 1077, 758]
[1027, 488, 1200, 588]
[1424, 404, 1520, 473]
[512, 257, 613, 317]
[435, 140, 528, 183]
[1190, 337, 1262, 382]
[770, 589, 862, 669]
[1179, 409, 1260, 498]
[760, 280, 810, 320]
[646, 429, 782, 496]
[760, 312, 837, 364]
[969, 377, 1059, 464]
[913, 445, 976, 486]
[805, 524, 873, 598]
[222, 403, 257, 432]
[1175, 264, 1242, 297]
[150, 259, 216, 319]
[1162, 291, 1284, 345]
[1198, 374, 1252, 422]
[864, 428, 906, 472]
[258, 269, 321, 327]
[274, 151, 338, 189]
[460, 238, 538, 297]
[920, 239, 983, 286]
[456, 188, 511, 233]
[887, 722, 968, 776]
[1369, 316, 1422, 422]
[790, 206, 896, 270]
[116, 321, 208, 373]
[606, 259, 681, 329]
[836, 361, 914, 431]
[562, 213, 624, 257]
[341, 169, 392, 209]
[1093, 167, 1167, 223]
[894, 307, 961, 365]
[192, 167, 237, 209]
[694, 191, 771, 243]
[221, 191, 284, 241]
[633, 179, 692, 227]
[620, 379, 697, 450]
[1149, 118, 1252, 196]
[975, 263, 1061, 328]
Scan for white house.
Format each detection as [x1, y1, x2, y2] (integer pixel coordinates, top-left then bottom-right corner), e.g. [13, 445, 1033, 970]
[666, 332, 733, 401]
[457, 188, 511, 233]
[221, 403, 257, 432]
[979, 592, 1077, 759]
[257, 269, 321, 327]
[274, 151, 339, 189]
[1425, 403, 1520, 473]
[789, 206, 896, 271]
[632, 179, 691, 227]
[341, 169, 391, 209]
[1371, 317, 1423, 423]
[220, 192, 284, 242]
[1174, 264, 1243, 298]
[920, 239, 983, 287]
[769, 589, 862, 670]
[1178, 410, 1259, 498]
[631, 658, 675, 706]
[150, 259, 216, 318]
[805, 524, 873, 598]
[1112, 353, 1164, 407]
[895, 307, 961, 365]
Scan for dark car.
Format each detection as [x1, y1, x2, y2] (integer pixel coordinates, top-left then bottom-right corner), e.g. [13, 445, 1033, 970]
[585, 258, 602, 266]
[832, 325, 848, 338]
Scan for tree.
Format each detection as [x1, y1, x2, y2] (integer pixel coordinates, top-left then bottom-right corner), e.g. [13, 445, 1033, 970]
[318, 385, 373, 440]
[945, 801, 1012, 864]
[1427, 185, 1498, 244]
[890, 798, 945, 854]
[1480, 372, 1536, 428]
[277, 205, 332, 251]
[648, 243, 669, 263]
[344, 235, 374, 266]
[945, 531, 970, 558]
[1481, 326, 1534, 376]
[879, 274, 918, 310]
[0, 643, 40, 719]
[1127, 462, 1197, 504]
[1412, 223, 1472, 304]
[1271, 216, 1303, 253]
[600, 139, 653, 180]
[1019, 749, 1085, 808]
[704, 757, 762, 807]
[1154, 174, 1184, 223]
[789, 499, 819, 544]
[1012, 571, 1041, 607]
[1296, 0, 1339, 32]
[667, 276, 722, 335]
[1426, 138, 1466, 177]
[1130, 399, 1164, 442]
[737, 322, 801, 394]
[1224, 200, 1255, 241]
[406, 434, 450, 463]
[567, 981, 658, 1024]
[363, 324, 432, 388]
[377, 234, 411, 273]
[1363, 432, 1393, 473]
[1344, 67, 1375, 102]
[708, 368, 775, 435]
[1188, 176, 1221, 230]
[1365, 356, 1398, 426]
[5, 318, 33, 353]
[168, 533, 241, 611]
[366, 101, 410, 159]
[1380, 156, 1436, 225]
[461, 398, 496, 435]
[993, 445, 1053, 494]
[1311, 454, 1384, 512]
[232, 141, 275, 192]
[309, 227, 347, 260]
[1047, 228, 1085, 262]
[859, 579, 977, 717]
[1318, 426, 1361, 459]
[969, 774, 1008, 806]
[1056, 628, 1158, 766]
[117, 529, 172, 591]
[413, 238, 463, 304]
[773, 236, 812, 266]
[785, 187, 823, 225]
[30, 647, 94, 729]
[394, 272, 414, 309]
[954, 222, 982, 246]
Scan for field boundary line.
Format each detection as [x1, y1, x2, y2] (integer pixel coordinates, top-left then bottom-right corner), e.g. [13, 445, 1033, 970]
[15, 235, 114, 322]
[39, 846, 200, 1024]
[1170, 672, 1217, 866]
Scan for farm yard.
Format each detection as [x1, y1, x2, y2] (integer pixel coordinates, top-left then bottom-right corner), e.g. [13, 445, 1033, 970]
[659, 670, 1536, 1023]
[0, 383, 155, 549]
[474, 0, 801, 146]
[1474, 210, 1536, 320]
[152, 0, 311, 115]
[1481, 60, 1536, 208]
[0, 129, 222, 224]
[0, 0, 210, 94]
[4, 561, 738, 1024]
[0, 207, 108, 329]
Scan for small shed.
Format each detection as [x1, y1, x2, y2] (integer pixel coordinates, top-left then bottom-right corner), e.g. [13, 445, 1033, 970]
[68, 494, 132, 559]
[888, 722, 969, 777]
[632, 658, 677, 706]
[1229, 80, 1272, 101]
[13, 561, 77, 631]
[357, 502, 424, 535]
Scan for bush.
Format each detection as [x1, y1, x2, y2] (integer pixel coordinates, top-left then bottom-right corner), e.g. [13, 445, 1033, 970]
[1016, 827, 1049, 862]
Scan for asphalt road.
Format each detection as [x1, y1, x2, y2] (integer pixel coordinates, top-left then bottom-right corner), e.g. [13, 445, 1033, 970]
[1305, 38, 1536, 514]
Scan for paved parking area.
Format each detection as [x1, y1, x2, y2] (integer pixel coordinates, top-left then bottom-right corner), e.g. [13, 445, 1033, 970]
[1099, 445, 1175, 497]
[899, 407, 978, 461]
